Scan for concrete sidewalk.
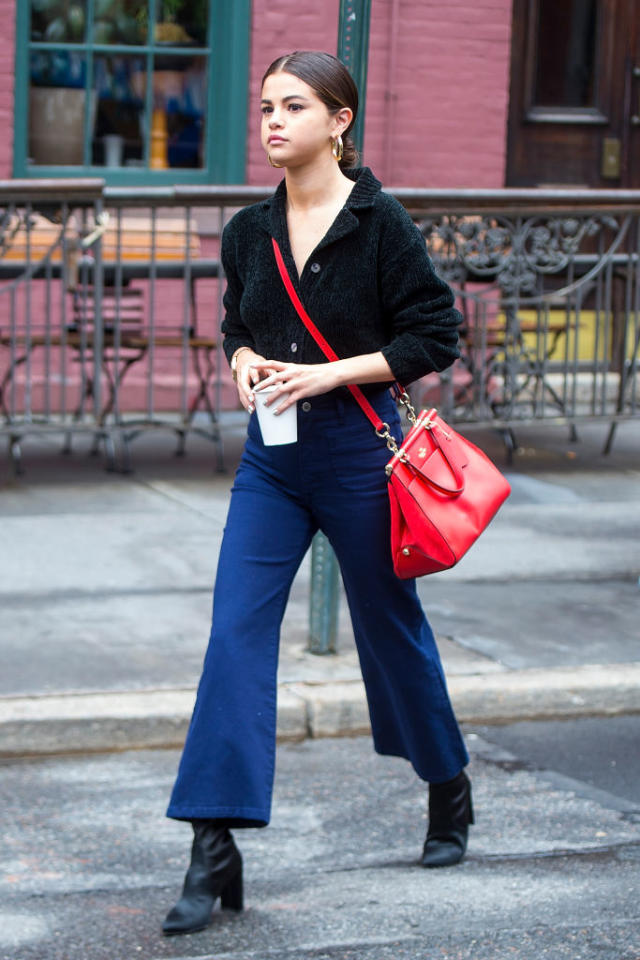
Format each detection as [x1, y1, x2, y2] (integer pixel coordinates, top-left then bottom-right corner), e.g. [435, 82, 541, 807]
[1, 414, 639, 757]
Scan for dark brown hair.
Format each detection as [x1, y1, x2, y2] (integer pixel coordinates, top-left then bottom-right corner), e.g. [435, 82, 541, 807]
[261, 51, 359, 170]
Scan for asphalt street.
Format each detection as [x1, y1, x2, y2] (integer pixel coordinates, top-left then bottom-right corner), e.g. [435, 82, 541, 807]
[1, 723, 639, 960]
[471, 715, 640, 804]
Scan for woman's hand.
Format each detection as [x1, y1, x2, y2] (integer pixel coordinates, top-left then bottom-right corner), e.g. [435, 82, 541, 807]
[235, 350, 268, 412]
[247, 352, 394, 414]
[250, 360, 342, 414]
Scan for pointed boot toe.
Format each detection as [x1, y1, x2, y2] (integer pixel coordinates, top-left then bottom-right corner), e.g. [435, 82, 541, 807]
[162, 892, 214, 936]
[421, 831, 468, 868]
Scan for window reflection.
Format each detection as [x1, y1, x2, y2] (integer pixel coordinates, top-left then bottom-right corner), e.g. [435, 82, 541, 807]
[150, 57, 207, 168]
[31, 0, 88, 43]
[93, 56, 146, 167]
[155, 0, 209, 47]
[91, 1, 147, 45]
[29, 51, 89, 165]
[26, 0, 210, 171]
[30, 0, 149, 46]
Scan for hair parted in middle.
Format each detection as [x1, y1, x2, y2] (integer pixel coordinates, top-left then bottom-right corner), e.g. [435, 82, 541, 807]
[261, 50, 359, 170]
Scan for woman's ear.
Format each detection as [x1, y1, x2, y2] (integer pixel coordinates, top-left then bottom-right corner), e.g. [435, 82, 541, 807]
[333, 107, 353, 137]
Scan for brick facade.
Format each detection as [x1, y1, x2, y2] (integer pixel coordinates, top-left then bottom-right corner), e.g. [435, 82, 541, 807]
[0, 0, 15, 179]
[247, 0, 513, 189]
[363, 0, 513, 188]
[245, 0, 340, 186]
[0, 1, 513, 186]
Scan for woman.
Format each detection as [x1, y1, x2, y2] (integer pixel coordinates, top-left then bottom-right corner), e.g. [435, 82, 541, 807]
[162, 50, 473, 937]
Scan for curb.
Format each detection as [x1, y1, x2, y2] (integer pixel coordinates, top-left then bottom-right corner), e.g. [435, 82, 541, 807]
[1, 663, 639, 758]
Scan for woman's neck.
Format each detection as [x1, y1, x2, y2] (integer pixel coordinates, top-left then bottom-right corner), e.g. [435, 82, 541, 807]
[284, 156, 354, 212]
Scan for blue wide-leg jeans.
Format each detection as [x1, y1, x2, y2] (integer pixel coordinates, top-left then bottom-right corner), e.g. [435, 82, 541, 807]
[166, 388, 469, 825]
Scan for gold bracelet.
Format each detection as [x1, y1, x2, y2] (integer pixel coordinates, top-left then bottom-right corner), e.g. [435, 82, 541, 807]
[231, 346, 253, 381]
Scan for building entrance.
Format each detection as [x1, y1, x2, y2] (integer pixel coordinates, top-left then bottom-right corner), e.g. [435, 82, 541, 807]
[506, 0, 640, 187]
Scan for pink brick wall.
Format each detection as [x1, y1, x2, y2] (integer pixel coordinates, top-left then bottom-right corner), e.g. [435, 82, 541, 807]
[246, 0, 513, 189]
[0, 0, 15, 179]
[366, 0, 513, 188]
[245, 0, 340, 186]
[0, 0, 513, 187]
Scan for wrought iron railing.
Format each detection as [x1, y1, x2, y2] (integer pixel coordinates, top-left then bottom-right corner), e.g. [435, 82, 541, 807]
[401, 188, 640, 455]
[1, 181, 638, 471]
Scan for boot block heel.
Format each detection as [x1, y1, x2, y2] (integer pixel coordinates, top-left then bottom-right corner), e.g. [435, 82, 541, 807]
[220, 865, 244, 911]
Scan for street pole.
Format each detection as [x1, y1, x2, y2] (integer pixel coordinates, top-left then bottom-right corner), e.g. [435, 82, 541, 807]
[337, 0, 372, 160]
[308, 0, 372, 655]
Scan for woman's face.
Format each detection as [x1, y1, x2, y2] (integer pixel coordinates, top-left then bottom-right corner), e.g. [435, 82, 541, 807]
[260, 71, 349, 169]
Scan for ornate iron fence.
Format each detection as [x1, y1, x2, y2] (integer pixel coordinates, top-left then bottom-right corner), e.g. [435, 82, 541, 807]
[403, 189, 640, 455]
[1, 182, 638, 471]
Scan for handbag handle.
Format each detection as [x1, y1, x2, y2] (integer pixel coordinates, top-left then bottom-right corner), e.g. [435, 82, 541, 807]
[410, 411, 466, 495]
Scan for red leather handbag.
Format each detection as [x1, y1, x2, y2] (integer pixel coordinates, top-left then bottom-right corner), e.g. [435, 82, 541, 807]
[380, 404, 511, 576]
[272, 239, 511, 578]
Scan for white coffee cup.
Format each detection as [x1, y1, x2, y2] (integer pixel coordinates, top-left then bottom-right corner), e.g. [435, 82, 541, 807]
[254, 384, 297, 445]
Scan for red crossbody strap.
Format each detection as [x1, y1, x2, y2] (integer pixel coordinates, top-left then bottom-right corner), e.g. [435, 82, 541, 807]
[271, 238, 385, 432]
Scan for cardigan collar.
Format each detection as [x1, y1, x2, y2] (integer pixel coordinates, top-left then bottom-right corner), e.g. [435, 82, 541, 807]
[264, 167, 382, 276]
[263, 166, 382, 216]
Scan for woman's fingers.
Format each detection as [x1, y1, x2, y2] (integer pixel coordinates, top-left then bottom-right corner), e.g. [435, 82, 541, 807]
[238, 370, 255, 410]
[236, 353, 267, 413]
[252, 369, 287, 398]
[251, 359, 287, 372]
[248, 362, 341, 412]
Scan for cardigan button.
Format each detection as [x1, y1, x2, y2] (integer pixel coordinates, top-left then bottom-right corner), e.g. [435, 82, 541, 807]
[301, 401, 312, 412]
[310, 261, 321, 273]
[290, 342, 298, 353]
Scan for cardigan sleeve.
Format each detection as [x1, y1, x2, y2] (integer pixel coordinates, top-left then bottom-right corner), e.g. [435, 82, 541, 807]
[220, 220, 257, 365]
[378, 198, 462, 385]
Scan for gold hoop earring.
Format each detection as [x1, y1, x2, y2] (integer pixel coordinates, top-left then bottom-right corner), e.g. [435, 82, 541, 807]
[268, 153, 284, 168]
[331, 134, 344, 162]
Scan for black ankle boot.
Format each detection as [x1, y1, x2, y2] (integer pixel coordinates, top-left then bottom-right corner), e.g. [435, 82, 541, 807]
[421, 770, 474, 868]
[162, 822, 243, 936]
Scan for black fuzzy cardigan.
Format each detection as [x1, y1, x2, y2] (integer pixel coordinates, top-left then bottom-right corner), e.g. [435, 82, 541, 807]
[221, 167, 462, 387]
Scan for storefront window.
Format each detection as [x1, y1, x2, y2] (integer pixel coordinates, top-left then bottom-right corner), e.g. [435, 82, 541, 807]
[17, 0, 249, 183]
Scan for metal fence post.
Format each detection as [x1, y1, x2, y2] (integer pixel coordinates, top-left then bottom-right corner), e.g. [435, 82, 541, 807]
[308, 0, 372, 655]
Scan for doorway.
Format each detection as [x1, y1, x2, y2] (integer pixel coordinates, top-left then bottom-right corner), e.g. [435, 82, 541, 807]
[506, 0, 640, 187]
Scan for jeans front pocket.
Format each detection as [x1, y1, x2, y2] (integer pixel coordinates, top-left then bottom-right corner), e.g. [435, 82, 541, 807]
[325, 407, 402, 494]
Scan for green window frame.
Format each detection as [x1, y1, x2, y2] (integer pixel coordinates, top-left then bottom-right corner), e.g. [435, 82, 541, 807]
[14, 0, 250, 184]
